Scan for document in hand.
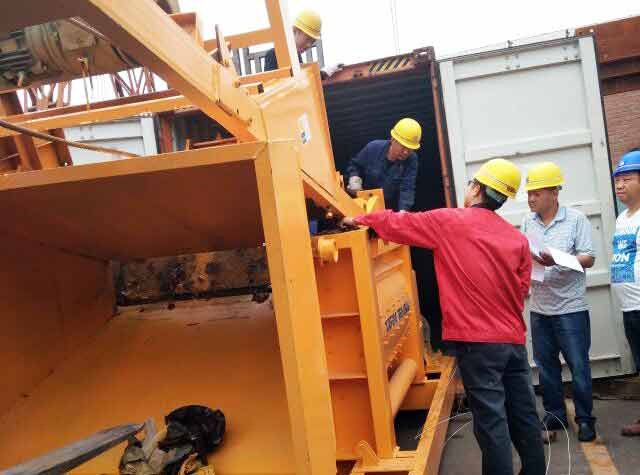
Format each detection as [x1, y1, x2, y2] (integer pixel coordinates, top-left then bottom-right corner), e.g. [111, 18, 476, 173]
[547, 247, 584, 273]
[527, 231, 544, 259]
[531, 261, 545, 282]
[526, 230, 546, 282]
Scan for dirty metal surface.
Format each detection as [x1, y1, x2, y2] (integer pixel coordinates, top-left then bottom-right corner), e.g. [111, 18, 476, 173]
[116, 248, 269, 305]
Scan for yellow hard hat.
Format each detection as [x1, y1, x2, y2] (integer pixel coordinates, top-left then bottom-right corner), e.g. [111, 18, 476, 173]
[390, 118, 422, 150]
[473, 158, 521, 199]
[525, 162, 564, 191]
[294, 9, 322, 40]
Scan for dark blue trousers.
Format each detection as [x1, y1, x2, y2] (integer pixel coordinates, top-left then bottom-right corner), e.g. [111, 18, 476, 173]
[456, 342, 546, 475]
[531, 310, 595, 425]
[623, 310, 640, 371]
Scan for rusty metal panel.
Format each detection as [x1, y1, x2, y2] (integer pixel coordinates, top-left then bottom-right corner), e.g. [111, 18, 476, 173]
[577, 17, 640, 64]
[116, 248, 269, 305]
[323, 48, 434, 85]
[577, 16, 640, 95]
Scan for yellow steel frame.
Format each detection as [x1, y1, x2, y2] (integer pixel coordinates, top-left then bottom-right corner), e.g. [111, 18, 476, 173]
[0, 2, 457, 474]
[255, 142, 337, 474]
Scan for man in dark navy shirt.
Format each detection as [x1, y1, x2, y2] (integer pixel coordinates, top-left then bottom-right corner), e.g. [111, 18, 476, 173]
[346, 118, 422, 211]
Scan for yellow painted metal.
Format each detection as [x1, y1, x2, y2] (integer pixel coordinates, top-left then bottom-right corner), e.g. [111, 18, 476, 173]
[0, 298, 298, 475]
[0, 2, 456, 474]
[356, 189, 386, 213]
[318, 237, 339, 264]
[255, 142, 336, 474]
[265, 0, 301, 75]
[205, 28, 273, 51]
[0, 95, 192, 139]
[0, 143, 267, 260]
[389, 359, 418, 418]
[258, 64, 339, 195]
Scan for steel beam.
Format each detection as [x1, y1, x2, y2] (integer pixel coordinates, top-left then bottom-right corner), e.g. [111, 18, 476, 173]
[75, 0, 266, 142]
[265, 0, 300, 75]
[204, 28, 273, 52]
[2, 0, 265, 142]
[0, 95, 192, 139]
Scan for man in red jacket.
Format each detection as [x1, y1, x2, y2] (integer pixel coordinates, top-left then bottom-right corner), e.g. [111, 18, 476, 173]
[344, 158, 545, 475]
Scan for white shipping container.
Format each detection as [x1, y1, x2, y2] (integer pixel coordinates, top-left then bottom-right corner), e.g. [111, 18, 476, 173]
[64, 115, 157, 165]
[438, 36, 634, 379]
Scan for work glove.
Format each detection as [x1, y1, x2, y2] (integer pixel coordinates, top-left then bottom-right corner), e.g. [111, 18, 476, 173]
[347, 176, 363, 196]
[320, 63, 344, 80]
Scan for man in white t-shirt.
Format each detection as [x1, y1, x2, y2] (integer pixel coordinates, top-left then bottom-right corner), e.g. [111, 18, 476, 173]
[611, 148, 640, 437]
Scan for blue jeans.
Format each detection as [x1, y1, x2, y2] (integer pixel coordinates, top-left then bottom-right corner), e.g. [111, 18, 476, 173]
[456, 342, 546, 475]
[623, 310, 640, 371]
[531, 310, 595, 425]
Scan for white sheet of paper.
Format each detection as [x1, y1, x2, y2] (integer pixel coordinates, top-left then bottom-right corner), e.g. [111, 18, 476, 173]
[548, 247, 584, 273]
[531, 261, 545, 282]
[527, 230, 545, 259]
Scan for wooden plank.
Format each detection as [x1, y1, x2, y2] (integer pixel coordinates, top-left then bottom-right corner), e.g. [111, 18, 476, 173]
[254, 142, 336, 475]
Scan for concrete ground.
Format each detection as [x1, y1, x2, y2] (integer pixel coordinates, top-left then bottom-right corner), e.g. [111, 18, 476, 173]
[434, 398, 640, 474]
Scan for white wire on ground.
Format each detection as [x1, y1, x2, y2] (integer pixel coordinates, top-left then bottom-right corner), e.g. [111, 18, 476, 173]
[540, 417, 552, 475]
[414, 411, 472, 440]
[412, 365, 567, 475]
[440, 416, 555, 475]
[443, 419, 473, 447]
[543, 411, 571, 475]
[415, 366, 461, 440]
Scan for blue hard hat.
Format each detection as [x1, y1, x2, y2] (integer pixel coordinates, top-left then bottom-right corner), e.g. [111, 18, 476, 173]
[613, 150, 640, 177]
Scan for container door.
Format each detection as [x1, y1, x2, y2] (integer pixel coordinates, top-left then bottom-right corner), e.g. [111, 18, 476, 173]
[438, 36, 633, 378]
[64, 116, 158, 165]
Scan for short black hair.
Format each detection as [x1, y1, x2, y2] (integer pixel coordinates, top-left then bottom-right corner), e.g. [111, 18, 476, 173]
[473, 179, 506, 211]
